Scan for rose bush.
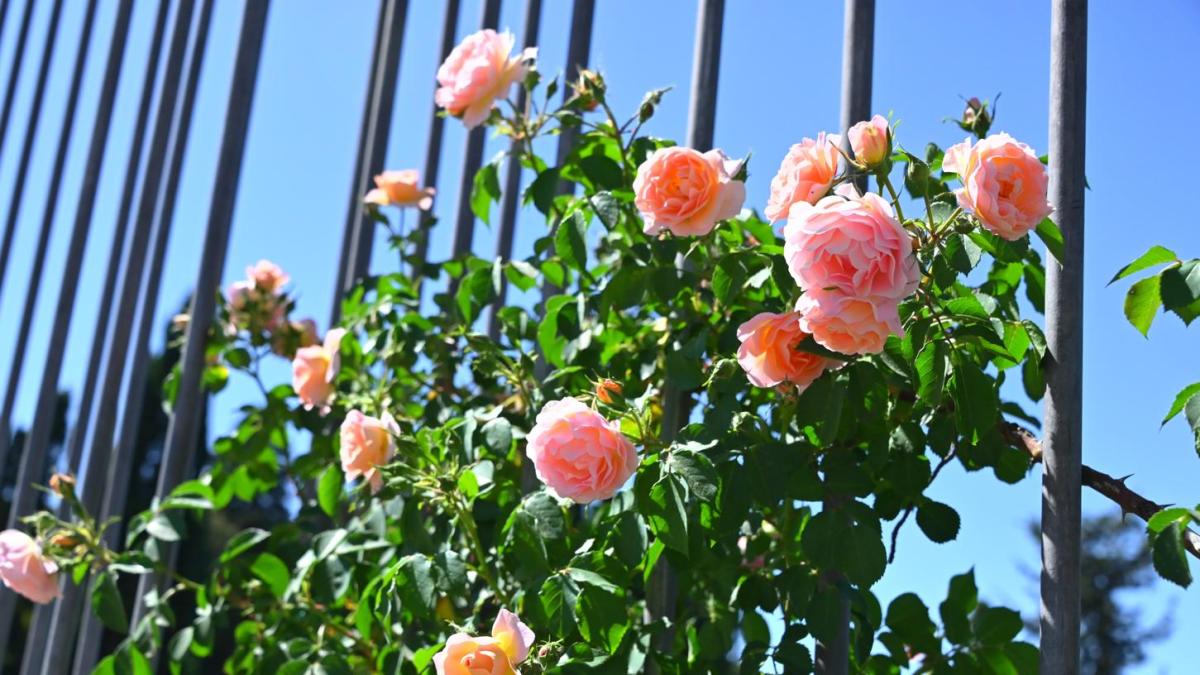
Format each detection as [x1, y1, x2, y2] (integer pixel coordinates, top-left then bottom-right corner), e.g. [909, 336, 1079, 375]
[17, 31, 1199, 675]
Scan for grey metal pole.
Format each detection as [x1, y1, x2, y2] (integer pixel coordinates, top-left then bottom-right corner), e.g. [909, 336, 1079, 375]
[67, 2, 213, 671]
[0, 0, 97, 518]
[0, 0, 64, 468]
[447, 0, 502, 276]
[0, 0, 33, 161]
[410, 0, 461, 280]
[814, 2, 873, 673]
[131, 0, 271, 628]
[485, 0, 542, 340]
[59, 0, 172, 512]
[334, 0, 409, 321]
[330, 0, 388, 325]
[1040, 0, 1087, 673]
[646, 2, 722, 672]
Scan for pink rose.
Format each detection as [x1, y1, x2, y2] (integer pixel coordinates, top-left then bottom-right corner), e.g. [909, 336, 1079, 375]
[435, 29, 537, 129]
[433, 608, 534, 675]
[526, 398, 638, 503]
[491, 609, 535, 664]
[783, 189, 918, 301]
[339, 410, 398, 493]
[364, 169, 435, 210]
[633, 147, 746, 237]
[764, 133, 841, 222]
[797, 290, 902, 356]
[246, 259, 289, 294]
[736, 311, 836, 390]
[942, 133, 1052, 241]
[847, 115, 890, 168]
[0, 529, 60, 604]
[292, 328, 347, 413]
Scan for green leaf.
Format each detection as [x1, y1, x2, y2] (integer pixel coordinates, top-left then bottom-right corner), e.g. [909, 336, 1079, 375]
[470, 158, 502, 225]
[576, 585, 627, 654]
[456, 265, 496, 322]
[915, 340, 948, 405]
[1109, 245, 1177, 285]
[712, 256, 746, 306]
[1152, 522, 1193, 588]
[644, 474, 690, 555]
[219, 528, 269, 563]
[975, 607, 1023, 644]
[1035, 217, 1064, 264]
[145, 513, 181, 542]
[916, 500, 961, 543]
[1186, 394, 1200, 457]
[481, 417, 513, 454]
[395, 554, 438, 616]
[91, 570, 128, 634]
[1162, 383, 1200, 426]
[885, 593, 938, 654]
[251, 553, 290, 598]
[1123, 275, 1162, 337]
[940, 569, 977, 646]
[1146, 507, 1192, 534]
[801, 510, 886, 587]
[539, 572, 579, 637]
[1161, 260, 1200, 325]
[667, 449, 719, 502]
[317, 465, 341, 517]
[554, 211, 589, 271]
[525, 167, 560, 216]
[949, 354, 997, 442]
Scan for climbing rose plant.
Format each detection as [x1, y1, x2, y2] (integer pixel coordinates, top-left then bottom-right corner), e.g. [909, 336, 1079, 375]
[9, 28, 1197, 675]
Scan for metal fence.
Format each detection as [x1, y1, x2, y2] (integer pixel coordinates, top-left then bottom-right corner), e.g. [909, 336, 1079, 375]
[0, 0, 1088, 673]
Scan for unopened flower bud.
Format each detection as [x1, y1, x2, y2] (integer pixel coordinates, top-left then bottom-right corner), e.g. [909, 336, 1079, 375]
[595, 379, 623, 405]
[49, 473, 75, 498]
[50, 533, 78, 548]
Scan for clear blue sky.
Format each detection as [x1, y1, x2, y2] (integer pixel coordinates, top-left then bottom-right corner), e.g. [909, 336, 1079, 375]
[0, 1, 1197, 671]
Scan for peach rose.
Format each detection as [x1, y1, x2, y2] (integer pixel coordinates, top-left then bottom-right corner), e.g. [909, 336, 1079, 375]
[847, 115, 890, 168]
[292, 328, 347, 413]
[526, 398, 638, 503]
[435, 29, 537, 129]
[491, 609, 535, 664]
[633, 147, 746, 237]
[736, 311, 836, 390]
[783, 189, 918, 301]
[942, 133, 1052, 241]
[246, 259, 289, 294]
[594, 379, 623, 405]
[797, 290, 901, 356]
[340, 410, 398, 493]
[433, 608, 534, 675]
[364, 169, 435, 210]
[0, 530, 60, 604]
[764, 133, 841, 222]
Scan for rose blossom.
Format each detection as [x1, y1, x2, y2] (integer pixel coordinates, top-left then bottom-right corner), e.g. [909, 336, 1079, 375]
[0, 530, 60, 604]
[246, 259, 289, 294]
[783, 189, 919, 301]
[364, 169, 435, 210]
[433, 608, 534, 675]
[340, 410, 398, 493]
[633, 147, 746, 237]
[764, 133, 841, 222]
[526, 398, 638, 503]
[736, 311, 836, 390]
[797, 290, 902, 356]
[847, 115, 890, 167]
[435, 29, 537, 129]
[292, 328, 347, 413]
[942, 133, 1052, 241]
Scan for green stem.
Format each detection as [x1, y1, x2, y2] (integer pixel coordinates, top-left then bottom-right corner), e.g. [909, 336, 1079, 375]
[878, 172, 906, 221]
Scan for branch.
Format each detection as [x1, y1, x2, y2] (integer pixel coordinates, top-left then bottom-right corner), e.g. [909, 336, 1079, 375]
[1002, 422, 1200, 561]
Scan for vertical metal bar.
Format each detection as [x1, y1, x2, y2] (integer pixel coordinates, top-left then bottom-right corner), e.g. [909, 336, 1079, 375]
[410, 0, 461, 278]
[645, 2, 721, 672]
[68, 2, 213, 670]
[0, 0, 93, 516]
[485, 0, 541, 340]
[334, 0, 409, 323]
[0, 0, 33, 161]
[447, 0, 501, 274]
[814, 2, 873, 673]
[330, 1, 388, 325]
[130, 0, 271, 629]
[60, 0, 171, 518]
[23, 2, 192, 668]
[13, 1, 135, 669]
[0, 0, 64, 468]
[1040, 0, 1087, 673]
